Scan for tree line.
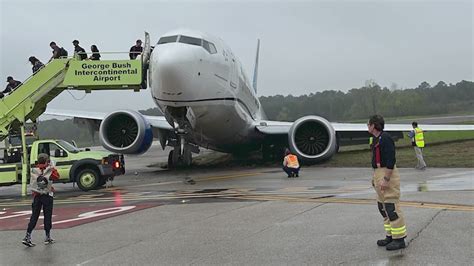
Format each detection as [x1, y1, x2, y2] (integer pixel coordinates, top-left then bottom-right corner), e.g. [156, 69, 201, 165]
[260, 80, 473, 122]
[36, 80, 473, 147]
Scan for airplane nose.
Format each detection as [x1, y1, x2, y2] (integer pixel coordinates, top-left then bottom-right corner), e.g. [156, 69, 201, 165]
[153, 47, 199, 96]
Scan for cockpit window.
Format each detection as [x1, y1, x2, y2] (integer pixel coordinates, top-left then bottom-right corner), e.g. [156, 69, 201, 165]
[157, 35, 178, 44]
[179, 35, 202, 46]
[161, 35, 217, 54]
[209, 42, 217, 54]
[203, 40, 218, 54]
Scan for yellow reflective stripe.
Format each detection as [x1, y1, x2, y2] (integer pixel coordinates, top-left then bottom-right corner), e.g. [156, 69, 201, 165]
[391, 226, 406, 233]
[391, 225, 406, 230]
[384, 225, 391, 228]
[392, 230, 406, 234]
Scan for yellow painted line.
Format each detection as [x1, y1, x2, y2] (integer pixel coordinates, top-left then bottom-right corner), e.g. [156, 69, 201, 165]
[2, 189, 472, 212]
[230, 195, 474, 212]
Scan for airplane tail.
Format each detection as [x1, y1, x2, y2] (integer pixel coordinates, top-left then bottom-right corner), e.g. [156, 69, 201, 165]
[252, 39, 260, 94]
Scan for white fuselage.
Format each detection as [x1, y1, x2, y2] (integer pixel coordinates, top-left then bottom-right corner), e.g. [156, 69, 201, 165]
[149, 30, 264, 152]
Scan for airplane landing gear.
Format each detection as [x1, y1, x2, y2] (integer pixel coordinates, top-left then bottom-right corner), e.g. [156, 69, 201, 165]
[168, 148, 192, 169]
[167, 130, 193, 169]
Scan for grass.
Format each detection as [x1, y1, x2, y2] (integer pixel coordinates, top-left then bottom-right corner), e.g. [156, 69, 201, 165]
[159, 131, 474, 169]
[321, 139, 474, 168]
[340, 131, 474, 152]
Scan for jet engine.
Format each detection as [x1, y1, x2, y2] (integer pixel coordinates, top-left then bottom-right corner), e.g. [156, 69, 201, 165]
[288, 116, 337, 163]
[99, 110, 153, 154]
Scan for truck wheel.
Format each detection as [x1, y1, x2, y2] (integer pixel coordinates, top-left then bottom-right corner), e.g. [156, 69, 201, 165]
[76, 169, 99, 191]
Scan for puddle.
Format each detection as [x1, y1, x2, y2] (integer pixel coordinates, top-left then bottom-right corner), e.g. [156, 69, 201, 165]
[405, 176, 474, 192]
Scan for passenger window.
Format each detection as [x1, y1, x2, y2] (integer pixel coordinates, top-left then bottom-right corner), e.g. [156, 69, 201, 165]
[157, 35, 178, 44]
[179, 35, 202, 46]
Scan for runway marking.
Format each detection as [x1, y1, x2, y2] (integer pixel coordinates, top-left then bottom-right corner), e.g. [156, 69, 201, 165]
[0, 204, 158, 230]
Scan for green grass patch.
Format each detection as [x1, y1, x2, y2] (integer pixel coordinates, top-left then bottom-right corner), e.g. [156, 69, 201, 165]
[340, 131, 474, 152]
[321, 139, 474, 168]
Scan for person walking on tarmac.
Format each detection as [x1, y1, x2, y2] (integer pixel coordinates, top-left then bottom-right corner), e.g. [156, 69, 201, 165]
[89, 45, 101, 60]
[49, 41, 68, 61]
[129, 39, 143, 59]
[28, 56, 44, 74]
[408, 121, 426, 170]
[368, 115, 407, 251]
[283, 148, 300, 178]
[22, 154, 60, 247]
[72, 40, 87, 60]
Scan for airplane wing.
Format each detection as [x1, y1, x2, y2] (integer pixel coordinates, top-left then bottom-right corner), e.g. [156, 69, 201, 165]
[44, 109, 173, 130]
[256, 120, 474, 135]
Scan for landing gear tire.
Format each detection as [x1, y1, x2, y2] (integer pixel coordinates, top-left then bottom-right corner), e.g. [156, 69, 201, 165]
[76, 168, 99, 191]
[183, 149, 192, 167]
[168, 150, 175, 169]
[168, 148, 192, 169]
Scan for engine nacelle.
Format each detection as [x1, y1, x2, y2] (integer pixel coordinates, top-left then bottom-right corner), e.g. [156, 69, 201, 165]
[99, 110, 153, 154]
[288, 116, 337, 163]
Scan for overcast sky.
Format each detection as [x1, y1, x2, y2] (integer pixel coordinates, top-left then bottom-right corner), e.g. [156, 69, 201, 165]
[1, 0, 472, 113]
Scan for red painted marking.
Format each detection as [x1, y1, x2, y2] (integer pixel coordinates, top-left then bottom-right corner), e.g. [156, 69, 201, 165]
[0, 203, 160, 230]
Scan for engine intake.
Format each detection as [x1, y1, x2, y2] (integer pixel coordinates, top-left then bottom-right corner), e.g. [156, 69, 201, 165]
[288, 116, 337, 162]
[99, 110, 153, 154]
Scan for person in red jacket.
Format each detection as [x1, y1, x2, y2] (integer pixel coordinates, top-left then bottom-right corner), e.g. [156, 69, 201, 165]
[22, 153, 60, 247]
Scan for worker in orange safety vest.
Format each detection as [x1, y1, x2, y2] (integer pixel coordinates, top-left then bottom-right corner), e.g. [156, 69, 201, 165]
[283, 148, 300, 178]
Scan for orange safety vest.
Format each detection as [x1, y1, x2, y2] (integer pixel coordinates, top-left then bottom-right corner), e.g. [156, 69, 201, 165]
[286, 154, 299, 168]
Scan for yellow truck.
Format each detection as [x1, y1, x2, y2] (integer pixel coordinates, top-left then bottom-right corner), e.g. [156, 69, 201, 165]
[0, 138, 124, 191]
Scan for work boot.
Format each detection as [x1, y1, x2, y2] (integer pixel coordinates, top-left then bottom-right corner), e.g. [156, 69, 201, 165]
[386, 238, 406, 250]
[376, 235, 392, 246]
[22, 234, 35, 247]
[44, 236, 55, 245]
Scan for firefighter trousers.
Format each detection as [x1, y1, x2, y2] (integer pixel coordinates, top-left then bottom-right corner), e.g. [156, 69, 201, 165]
[372, 167, 407, 239]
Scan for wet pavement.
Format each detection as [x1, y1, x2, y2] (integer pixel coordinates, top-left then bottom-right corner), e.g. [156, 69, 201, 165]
[0, 145, 472, 265]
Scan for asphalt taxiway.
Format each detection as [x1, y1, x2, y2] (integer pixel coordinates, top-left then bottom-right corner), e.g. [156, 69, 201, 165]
[0, 145, 472, 265]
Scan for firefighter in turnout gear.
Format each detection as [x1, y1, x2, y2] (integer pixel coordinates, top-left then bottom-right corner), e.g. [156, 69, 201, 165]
[367, 115, 407, 250]
[283, 148, 300, 178]
[408, 121, 426, 170]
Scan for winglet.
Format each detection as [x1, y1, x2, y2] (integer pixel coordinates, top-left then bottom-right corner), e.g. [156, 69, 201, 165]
[252, 39, 260, 93]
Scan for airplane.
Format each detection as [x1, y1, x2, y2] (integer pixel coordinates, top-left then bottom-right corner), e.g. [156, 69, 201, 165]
[46, 29, 474, 168]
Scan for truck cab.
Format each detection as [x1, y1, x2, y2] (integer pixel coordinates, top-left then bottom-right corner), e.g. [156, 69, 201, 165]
[0, 138, 125, 191]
